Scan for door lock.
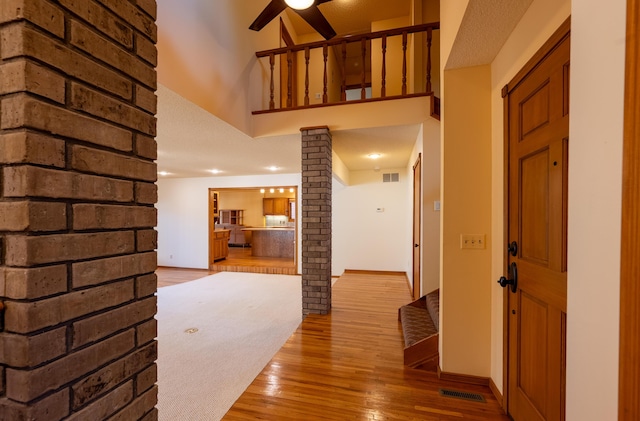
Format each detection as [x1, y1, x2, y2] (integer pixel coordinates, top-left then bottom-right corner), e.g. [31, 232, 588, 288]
[507, 241, 518, 257]
[498, 262, 518, 293]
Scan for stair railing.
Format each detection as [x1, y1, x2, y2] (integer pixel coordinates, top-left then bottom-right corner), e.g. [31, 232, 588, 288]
[253, 22, 440, 114]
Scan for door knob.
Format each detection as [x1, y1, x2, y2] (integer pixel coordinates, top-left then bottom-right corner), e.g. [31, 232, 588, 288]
[415, 244, 419, 248]
[497, 262, 518, 293]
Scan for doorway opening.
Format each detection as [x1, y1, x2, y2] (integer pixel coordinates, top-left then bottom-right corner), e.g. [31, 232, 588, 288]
[208, 186, 298, 275]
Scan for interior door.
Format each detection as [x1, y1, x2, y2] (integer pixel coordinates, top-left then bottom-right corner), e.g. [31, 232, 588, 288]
[412, 154, 422, 300]
[503, 22, 570, 421]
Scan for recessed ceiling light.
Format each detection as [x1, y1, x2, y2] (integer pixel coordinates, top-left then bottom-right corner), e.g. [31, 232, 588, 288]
[158, 171, 170, 176]
[279, 188, 284, 193]
[208, 169, 221, 174]
[268, 166, 279, 171]
[367, 153, 382, 159]
[260, 189, 265, 194]
[289, 188, 294, 193]
[270, 188, 275, 193]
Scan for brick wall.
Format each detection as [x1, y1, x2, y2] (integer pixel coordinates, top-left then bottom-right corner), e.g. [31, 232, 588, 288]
[301, 126, 332, 316]
[0, 0, 158, 419]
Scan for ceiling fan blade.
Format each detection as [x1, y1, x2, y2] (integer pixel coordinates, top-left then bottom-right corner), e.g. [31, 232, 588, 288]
[295, 4, 337, 40]
[249, 0, 287, 31]
[316, 0, 333, 4]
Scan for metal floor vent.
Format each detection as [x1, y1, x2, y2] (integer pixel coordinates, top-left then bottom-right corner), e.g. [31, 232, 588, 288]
[438, 388, 486, 403]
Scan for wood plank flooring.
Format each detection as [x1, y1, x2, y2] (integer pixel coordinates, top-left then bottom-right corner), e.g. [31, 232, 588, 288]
[223, 271, 510, 420]
[210, 246, 297, 275]
[156, 267, 215, 288]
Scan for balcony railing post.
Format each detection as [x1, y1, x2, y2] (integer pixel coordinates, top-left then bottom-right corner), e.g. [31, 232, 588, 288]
[287, 49, 293, 108]
[361, 38, 367, 99]
[341, 41, 347, 101]
[323, 44, 328, 103]
[305, 47, 310, 106]
[381, 35, 387, 98]
[426, 27, 433, 94]
[269, 53, 275, 110]
[402, 31, 408, 95]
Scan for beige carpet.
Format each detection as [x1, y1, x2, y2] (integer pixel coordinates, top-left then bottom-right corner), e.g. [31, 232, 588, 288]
[156, 272, 302, 420]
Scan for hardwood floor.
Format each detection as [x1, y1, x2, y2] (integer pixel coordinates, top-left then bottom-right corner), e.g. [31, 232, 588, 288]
[210, 246, 297, 275]
[157, 248, 297, 288]
[156, 267, 216, 288]
[223, 271, 510, 420]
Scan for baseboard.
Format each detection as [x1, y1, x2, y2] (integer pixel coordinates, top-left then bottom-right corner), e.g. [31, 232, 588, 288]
[489, 378, 505, 409]
[437, 366, 490, 387]
[343, 269, 408, 277]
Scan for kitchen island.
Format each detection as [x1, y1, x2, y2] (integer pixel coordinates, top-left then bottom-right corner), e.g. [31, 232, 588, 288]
[242, 227, 294, 258]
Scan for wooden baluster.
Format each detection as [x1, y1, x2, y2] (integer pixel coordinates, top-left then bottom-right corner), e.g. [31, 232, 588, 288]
[426, 28, 433, 93]
[341, 41, 347, 101]
[402, 31, 408, 95]
[287, 49, 293, 108]
[269, 53, 275, 110]
[381, 35, 387, 98]
[361, 38, 367, 99]
[304, 47, 310, 106]
[323, 44, 328, 103]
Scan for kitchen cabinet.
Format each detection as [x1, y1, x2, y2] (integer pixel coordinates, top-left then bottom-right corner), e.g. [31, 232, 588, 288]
[263, 198, 289, 216]
[211, 230, 230, 262]
[219, 209, 244, 225]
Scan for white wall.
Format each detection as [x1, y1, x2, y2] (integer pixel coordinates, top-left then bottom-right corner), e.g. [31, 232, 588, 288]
[566, 0, 626, 419]
[157, 173, 301, 270]
[332, 168, 412, 276]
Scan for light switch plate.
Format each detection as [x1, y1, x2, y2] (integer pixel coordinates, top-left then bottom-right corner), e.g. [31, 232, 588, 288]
[460, 234, 486, 249]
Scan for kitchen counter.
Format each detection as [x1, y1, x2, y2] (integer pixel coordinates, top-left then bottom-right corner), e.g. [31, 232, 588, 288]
[243, 227, 294, 258]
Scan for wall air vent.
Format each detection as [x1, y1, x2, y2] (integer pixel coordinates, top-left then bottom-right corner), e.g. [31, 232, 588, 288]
[382, 173, 399, 183]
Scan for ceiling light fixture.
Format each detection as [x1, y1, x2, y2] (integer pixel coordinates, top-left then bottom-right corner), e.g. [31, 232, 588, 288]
[260, 189, 265, 194]
[284, 0, 314, 10]
[279, 188, 284, 193]
[289, 188, 294, 193]
[270, 188, 275, 193]
[367, 153, 382, 159]
[208, 169, 221, 174]
[268, 166, 279, 171]
[158, 171, 170, 176]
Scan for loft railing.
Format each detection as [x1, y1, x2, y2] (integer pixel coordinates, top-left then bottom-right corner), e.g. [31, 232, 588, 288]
[253, 22, 440, 114]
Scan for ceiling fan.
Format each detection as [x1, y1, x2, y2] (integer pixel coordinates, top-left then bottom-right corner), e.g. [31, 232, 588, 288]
[249, 0, 337, 40]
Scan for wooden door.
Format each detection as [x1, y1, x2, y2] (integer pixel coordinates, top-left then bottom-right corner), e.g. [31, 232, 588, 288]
[504, 20, 570, 421]
[412, 154, 422, 300]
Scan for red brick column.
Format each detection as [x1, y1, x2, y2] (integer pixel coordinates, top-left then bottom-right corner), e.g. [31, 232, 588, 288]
[301, 126, 332, 316]
[0, 0, 158, 419]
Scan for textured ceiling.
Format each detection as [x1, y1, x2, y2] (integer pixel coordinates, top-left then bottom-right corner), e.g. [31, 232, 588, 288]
[445, 0, 533, 69]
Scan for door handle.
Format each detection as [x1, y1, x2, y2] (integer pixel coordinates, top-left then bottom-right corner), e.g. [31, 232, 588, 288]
[497, 262, 518, 293]
[415, 244, 419, 248]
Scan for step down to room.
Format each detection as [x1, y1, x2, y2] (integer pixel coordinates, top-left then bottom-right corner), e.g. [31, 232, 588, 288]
[398, 289, 439, 371]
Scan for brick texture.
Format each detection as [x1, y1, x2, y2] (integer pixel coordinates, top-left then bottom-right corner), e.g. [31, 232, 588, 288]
[301, 127, 332, 316]
[0, 0, 158, 418]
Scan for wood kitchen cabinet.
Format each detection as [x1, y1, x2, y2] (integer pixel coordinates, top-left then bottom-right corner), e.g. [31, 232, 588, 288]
[263, 198, 289, 216]
[211, 229, 230, 262]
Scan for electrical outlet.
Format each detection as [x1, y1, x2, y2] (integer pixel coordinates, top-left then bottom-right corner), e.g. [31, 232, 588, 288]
[460, 234, 486, 249]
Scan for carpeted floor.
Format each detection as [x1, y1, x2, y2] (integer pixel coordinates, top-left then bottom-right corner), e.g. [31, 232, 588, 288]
[156, 272, 302, 420]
